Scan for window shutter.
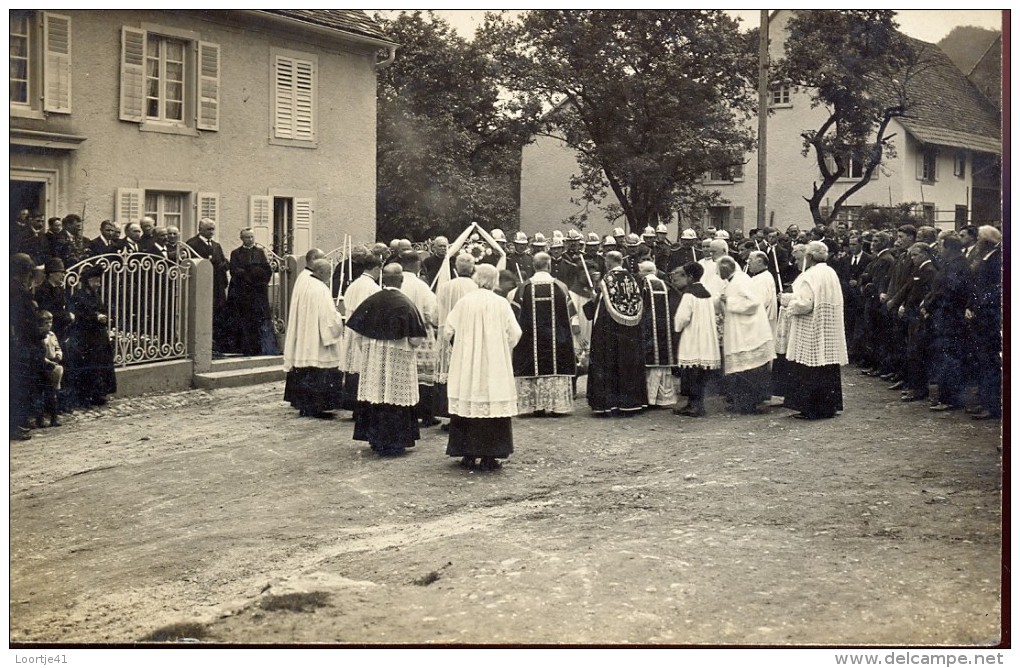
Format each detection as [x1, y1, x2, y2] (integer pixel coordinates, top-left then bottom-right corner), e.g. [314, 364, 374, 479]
[116, 188, 144, 224]
[292, 198, 314, 258]
[915, 151, 925, 180]
[197, 192, 219, 223]
[731, 206, 744, 231]
[197, 41, 220, 131]
[294, 59, 315, 141]
[249, 195, 272, 247]
[274, 54, 315, 141]
[43, 12, 72, 113]
[274, 56, 295, 139]
[120, 26, 146, 122]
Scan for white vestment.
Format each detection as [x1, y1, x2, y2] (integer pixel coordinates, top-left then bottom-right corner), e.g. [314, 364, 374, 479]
[445, 288, 522, 418]
[282, 270, 342, 371]
[719, 271, 775, 374]
[338, 273, 381, 374]
[434, 276, 478, 383]
[673, 289, 721, 369]
[785, 263, 848, 367]
[699, 258, 726, 297]
[401, 271, 440, 385]
[749, 270, 778, 335]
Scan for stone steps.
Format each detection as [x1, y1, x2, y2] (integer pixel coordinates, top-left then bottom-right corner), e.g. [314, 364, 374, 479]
[193, 355, 286, 390]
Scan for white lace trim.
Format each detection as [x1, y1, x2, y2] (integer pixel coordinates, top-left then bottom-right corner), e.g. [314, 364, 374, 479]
[516, 376, 574, 414]
[357, 338, 420, 407]
[448, 397, 518, 418]
[787, 302, 848, 367]
[678, 359, 721, 369]
[723, 340, 775, 375]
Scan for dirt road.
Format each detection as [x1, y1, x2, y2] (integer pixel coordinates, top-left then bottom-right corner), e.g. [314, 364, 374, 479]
[9, 373, 1003, 646]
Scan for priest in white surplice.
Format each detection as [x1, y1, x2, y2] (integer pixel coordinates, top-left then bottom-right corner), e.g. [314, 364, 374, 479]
[338, 252, 382, 414]
[444, 264, 522, 472]
[746, 250, 778, 336]
[717, 255, 775, 414]
[397, 250, 441, 427]
[283, 251, 344, 418]
[433, 253, 477, 422]
[346, 264, 427, 456]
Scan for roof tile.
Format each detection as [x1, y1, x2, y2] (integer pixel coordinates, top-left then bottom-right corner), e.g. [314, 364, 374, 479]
[260, 9, 393, 43]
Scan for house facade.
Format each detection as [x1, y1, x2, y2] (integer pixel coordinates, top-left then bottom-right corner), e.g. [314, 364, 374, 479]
[517, 10, 1001, 237]
[10, 9, 395, 257]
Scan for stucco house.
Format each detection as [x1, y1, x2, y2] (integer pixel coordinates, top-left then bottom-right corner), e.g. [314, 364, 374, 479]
[518, 10, 1001, 237]
[10, 10, 396, 256]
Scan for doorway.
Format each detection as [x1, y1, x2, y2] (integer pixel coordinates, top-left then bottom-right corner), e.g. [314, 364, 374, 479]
[272, 197, 293, 257]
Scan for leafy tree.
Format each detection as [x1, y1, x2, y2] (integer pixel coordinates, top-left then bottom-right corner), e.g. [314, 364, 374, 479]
[483, 10, 757, 232]
[374, 11, 526, 241]
[773, 10, 925, 226]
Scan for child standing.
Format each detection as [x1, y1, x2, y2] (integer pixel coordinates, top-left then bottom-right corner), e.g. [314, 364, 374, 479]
[36, 310, 64, 428]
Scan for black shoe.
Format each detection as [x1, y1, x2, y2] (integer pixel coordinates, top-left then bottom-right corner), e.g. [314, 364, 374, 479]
[440, 423, 450, 432]
[900, 393, 923, 402]
[10, 428, 31, 441]
[971, 410, 1000, 421]
[310, 411, 336, 420]
[458, 456, 477, 470]
[420, 417, 441, 427]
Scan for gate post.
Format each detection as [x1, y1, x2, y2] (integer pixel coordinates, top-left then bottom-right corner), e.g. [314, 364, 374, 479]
[188, 258, 213, 373]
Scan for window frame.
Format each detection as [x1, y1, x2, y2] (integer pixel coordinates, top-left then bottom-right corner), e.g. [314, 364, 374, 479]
[120, 23, 218, 136]
[769, 85, 792, 108]
[144, 34, 188, 125]
[10, 11, 34, 112]
[10, 11, 72, 119]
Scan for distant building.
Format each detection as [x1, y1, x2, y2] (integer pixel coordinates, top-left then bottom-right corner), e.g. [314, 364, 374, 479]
[518, 10, 1001, 235]
[10, 10, 396, 256]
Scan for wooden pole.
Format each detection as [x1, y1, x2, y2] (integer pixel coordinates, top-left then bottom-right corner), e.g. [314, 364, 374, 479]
[757, 10, 769, 230]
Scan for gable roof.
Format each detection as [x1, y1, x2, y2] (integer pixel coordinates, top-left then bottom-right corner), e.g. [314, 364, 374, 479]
[258, 10, 394, 44]
[876, 36, 1001, 155]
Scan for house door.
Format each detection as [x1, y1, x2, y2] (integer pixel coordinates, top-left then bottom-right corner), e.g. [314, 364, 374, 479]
[273, 197, 293, 257]
[10, 179, 45, 227]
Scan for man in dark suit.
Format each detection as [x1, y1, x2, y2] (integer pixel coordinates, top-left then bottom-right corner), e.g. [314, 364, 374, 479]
[836, 235, 873, 364]
[965, 226, 1002, 420]
[87, 220, 124, 256]
[186, 217, 230, 354]
[891, 243, 937, 402]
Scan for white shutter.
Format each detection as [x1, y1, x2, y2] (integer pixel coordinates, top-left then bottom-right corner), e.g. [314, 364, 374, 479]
[294, 59, 315, 141]
[249, 195, 272, 247]
[120, 26, 146, 122]
[116, 188, 144, 224]
[197, 192, 219, 223]
[197, 41, 220, 131]
[43, 12, 72, 113]
[292, 197, 314, 258]
[274, 54, 315, 141]
[915, 150, 925, 180]
[273, 56, 295, 139]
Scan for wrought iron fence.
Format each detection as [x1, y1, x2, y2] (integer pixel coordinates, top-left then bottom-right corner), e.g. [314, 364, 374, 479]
[257, 244, 291, 353]
[64, 252, 191, 367]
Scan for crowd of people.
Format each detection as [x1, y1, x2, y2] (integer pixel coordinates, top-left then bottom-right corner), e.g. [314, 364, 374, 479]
[9, 211, 280, 441]
[283, 218, 1003, 472]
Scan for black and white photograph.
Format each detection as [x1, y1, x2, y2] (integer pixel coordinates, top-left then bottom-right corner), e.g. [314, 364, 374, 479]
[8, 7, 1006, 660]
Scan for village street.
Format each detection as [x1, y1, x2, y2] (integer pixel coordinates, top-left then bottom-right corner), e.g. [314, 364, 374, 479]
[9, 373, 1003, 646]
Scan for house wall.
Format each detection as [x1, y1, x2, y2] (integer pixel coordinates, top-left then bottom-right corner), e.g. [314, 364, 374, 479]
[10, 10, 380, 255]
[518, 133, 617, 239]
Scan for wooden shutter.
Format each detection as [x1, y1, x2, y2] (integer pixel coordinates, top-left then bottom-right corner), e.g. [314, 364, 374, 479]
[43, 12, 72, 113]
[730, 206, 744, 232]
[292, 197, 314, 258]
[249, 195, 272, 247]
[274, 54, 315, 141]
[116, 188, 144, 223]
[197, 192, 219, 222]
[120, 26, 146, 122]
[197, 41, 220, 131]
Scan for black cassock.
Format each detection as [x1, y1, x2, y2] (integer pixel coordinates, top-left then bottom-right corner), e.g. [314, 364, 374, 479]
[226, 245, 276, 356]
[584, 269, 647, 413]
[640, 274, 680, 368]
[512, 279, 576, 379]
[65, 285, 117, 407]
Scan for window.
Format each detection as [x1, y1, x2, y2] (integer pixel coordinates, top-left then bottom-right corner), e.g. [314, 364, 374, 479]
[917, 148, 938, 182]
[145, 191, 185, 230]
[706, 163, 744, 183]
[770, 85, 791, 107]
[145, 36, 186, 123]
[824, 154, 867, 180]
[116, 187, 218, 239]
[271, 49, 318, 147]
[10, 11, 72, 117]
[955, 205, 968, 228]
[954, 151, 967, 178]
[921, 203, 935, 225]
[250, 194, 315, 256]
[120, 25, 219, 134]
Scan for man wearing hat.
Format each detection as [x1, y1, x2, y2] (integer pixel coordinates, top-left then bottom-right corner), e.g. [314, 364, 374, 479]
[652, 223, 671, 271]
[505, 231, 534, 283]
[612, 227, 626, 248]
[584, 232, 605, 275]
[35, 257, 74, 345]
[548, 232, 571, 284]
[530, 232, 549, 256]
[667, 228, 700, 273]
[622, 232, 643, 274]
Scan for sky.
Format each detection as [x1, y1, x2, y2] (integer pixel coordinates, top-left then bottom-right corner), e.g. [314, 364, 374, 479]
[423, 9, 1004, 45]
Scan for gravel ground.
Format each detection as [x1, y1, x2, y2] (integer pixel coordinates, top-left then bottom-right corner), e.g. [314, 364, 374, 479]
[9, 370, 1004, 647]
